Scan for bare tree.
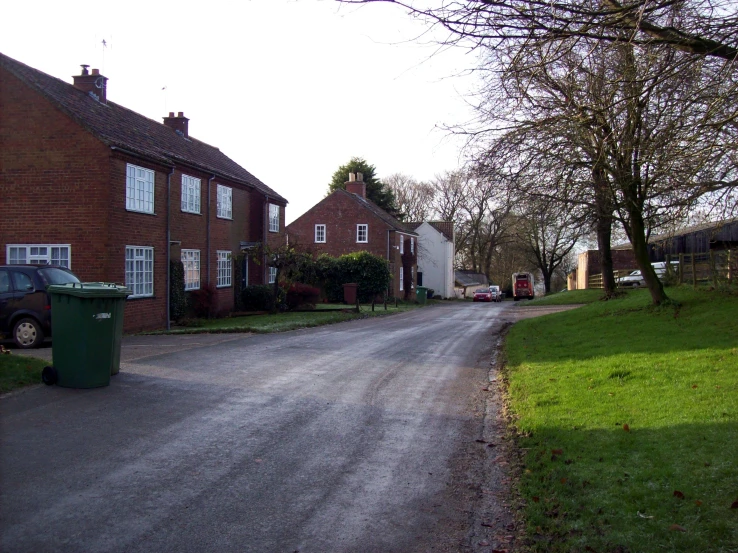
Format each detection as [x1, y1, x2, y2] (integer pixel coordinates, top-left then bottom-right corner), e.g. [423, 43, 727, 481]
[339, 0, 738, 60]
[384, 173, 436, 221]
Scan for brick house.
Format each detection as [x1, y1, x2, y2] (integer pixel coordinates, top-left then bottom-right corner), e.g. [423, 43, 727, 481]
[0, 53, 288, 331]
[286, 174, 418, 298]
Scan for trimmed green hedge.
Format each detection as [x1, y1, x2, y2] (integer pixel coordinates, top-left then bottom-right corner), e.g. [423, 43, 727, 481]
[318, 251, 391, 303]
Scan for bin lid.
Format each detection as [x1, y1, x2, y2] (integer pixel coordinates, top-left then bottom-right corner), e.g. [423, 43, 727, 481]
[47, 282, 131, 298]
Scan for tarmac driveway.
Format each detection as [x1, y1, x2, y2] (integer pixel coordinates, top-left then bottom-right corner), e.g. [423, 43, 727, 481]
[1, 302, 521, 552]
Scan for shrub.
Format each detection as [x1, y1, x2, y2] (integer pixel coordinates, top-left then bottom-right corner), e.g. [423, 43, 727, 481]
[286, 283, 321, 310]
[319, 251, 391, 303]
[189, 283, 217, 318]
[169, 260, 187, 322]
[241, 285, 287, 312]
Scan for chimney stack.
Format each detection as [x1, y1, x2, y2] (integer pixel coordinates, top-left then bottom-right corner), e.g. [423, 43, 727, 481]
[163, 111, 190, 138]
[73, 64, 108, 103]
[345, 172, 366, 199]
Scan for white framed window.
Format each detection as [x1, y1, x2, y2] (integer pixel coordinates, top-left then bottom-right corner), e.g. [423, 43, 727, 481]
[182, 249, 201, 290]
[126, 164, 155, 214]
[125, 246, 154, 297]
[399, 237, 404, 254]
[217, 251, 232, 287]
[181, 175, 201, 214]
[410, 237, 414, 254]
[411, 267, 414, 288]
[269, 204, 280, 232]
[217, 184, 232, 219]
[268, 266, 277, 284]
[315, 224, 326, 243]
[399, 266, 404, 291]
[7, 245, 71, 268]
[357, 224, 368, 243]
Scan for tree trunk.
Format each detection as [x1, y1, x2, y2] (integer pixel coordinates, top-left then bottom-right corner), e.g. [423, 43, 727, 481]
[627, 203, 667, 305]
[593, 166, 617, 296]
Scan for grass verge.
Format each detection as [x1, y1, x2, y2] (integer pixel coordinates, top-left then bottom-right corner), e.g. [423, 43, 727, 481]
[146, 302, 425, 335]
[504, 286, 738, 552]
[0, 352, 46, 393]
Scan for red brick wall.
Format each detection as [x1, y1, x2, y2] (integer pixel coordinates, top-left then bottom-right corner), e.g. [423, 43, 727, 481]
[1, 65, 288, 330]
[286, 192, 416, 298]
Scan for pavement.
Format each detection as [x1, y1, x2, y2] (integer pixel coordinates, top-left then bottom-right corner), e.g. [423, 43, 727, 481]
[0, 301, 565, 552]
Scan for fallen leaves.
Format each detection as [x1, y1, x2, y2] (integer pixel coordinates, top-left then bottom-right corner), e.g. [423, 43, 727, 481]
[673, 490, 685, 500]
[669, 524, 687, 532]
[637, 511, 653, 519]
[731, 500, 738, 509]
[623, 423, 630, 432]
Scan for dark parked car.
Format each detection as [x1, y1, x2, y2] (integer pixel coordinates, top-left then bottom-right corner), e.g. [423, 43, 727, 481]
[0, 265, 80, 348]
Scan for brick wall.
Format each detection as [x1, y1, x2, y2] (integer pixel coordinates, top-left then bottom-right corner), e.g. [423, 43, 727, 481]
[287, 192, 416, 298]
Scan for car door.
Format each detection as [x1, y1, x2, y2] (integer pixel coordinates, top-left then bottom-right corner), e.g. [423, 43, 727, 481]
[0, 269, 13, 334]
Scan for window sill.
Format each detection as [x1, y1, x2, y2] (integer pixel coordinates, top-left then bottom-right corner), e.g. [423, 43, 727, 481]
[126, 209, 157, 216]
[181, 210, 203, 216]
[216, 284, 232, 289]
[127, 294, 155, 300]
[216, 215, 233, 221]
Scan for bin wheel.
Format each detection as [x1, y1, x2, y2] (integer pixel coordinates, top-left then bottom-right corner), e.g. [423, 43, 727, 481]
[42, 366, 58, 386]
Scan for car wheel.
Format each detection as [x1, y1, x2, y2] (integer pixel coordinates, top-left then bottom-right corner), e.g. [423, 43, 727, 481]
[13, 317, 44, 349]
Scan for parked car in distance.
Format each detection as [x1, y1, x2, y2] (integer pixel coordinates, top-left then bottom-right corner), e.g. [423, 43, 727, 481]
[489, 285, 503, 302]
[473, 288, 493, 302]
[0, 265, 81, 348]
[616, 262, 678, 287]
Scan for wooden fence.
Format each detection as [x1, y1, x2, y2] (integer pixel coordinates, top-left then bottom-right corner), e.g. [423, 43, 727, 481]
[588, 250, 735, 289]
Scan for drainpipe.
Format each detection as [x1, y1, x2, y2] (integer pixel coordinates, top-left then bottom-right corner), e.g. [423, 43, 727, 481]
[166, 166, 175, 331]
[207, 175, 215, 287]
[263, 195, 269, 283]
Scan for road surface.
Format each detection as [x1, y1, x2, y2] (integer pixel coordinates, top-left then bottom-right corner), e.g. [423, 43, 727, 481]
[1, 301, 519, 552]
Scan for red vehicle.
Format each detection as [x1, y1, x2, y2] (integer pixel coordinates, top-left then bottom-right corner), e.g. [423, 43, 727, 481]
[512, 272, 535, 301]
[472, 288, 493, 302]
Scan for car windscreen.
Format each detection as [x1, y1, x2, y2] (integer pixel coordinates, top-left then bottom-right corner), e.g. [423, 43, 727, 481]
[38, 267, 81, 285]
[475, 289, 489, 293]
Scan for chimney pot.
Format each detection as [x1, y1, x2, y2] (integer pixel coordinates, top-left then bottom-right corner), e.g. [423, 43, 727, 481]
[178, 111, 184, 117]
[91, 68, 99, 75]
[349, 172, 356, 182]
[80, 64, 89, 75]
[169, 112, 175, 117]
[73, 65, 107, 103]
[357, 172, 363, 182]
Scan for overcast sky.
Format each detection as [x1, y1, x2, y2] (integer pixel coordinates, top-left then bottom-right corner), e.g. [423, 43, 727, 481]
[2, 0, 479, 223]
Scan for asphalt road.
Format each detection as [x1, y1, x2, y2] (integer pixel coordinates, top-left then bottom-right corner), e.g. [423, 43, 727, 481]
[1, 301, 516, 553]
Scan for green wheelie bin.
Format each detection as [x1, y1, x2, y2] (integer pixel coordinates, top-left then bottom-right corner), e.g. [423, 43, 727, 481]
[416, 286, 428, 305]
[42, 282, 130, 388]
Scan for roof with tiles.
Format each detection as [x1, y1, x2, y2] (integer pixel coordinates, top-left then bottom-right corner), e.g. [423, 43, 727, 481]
[0, 52, 287, 204]
[338, 189, 418, 235]
[406, 221, 454, 242]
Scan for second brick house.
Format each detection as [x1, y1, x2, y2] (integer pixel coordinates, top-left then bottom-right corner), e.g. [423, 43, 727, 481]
[286, 174, 418, 298]
[0, 53, 288, 332]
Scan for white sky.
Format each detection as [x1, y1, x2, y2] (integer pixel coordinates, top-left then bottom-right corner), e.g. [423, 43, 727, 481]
[2, 0, 479, 223]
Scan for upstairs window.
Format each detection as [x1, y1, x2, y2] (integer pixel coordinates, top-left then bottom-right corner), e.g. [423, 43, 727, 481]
[269, 266, 277, 284]
[410, 237, 414, 254]
[357, 224, 368, 243]
[217, 185, 232, 219]
[181, 175, 201, 214]
[399, 266, 404, 291]
[126, 164, 154, 214]
[269, 204, 280, 232]
[7, 245, 71, 267]
[315, 224, 326, 243]
[399, 237, 404, 254]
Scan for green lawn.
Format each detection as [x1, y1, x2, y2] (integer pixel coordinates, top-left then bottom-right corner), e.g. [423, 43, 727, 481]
[0, 352, 46, 393]
[149, 301, 424, 335]
[504, 286, 738, 552]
